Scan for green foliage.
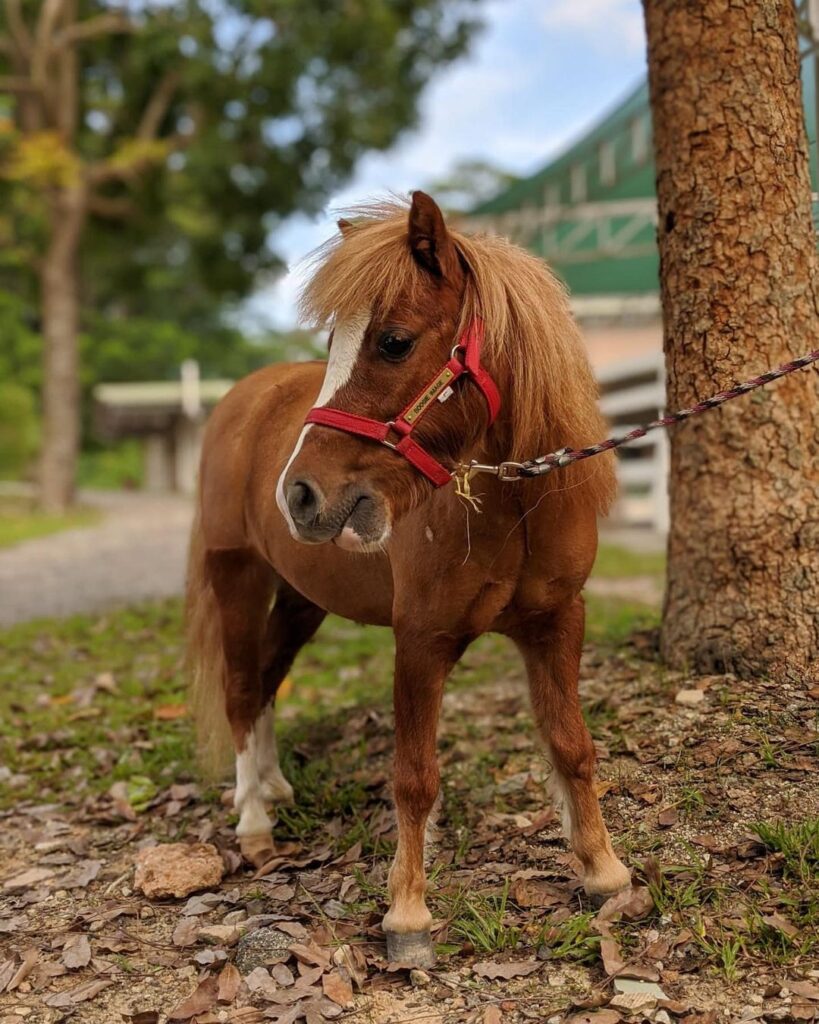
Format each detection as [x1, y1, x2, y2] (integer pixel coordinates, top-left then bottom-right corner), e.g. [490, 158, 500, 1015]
[0, 382, 39, 478]
[77, 441, 144, 490]
[426, 158, 519, 213]
[1, 0, 482, 328]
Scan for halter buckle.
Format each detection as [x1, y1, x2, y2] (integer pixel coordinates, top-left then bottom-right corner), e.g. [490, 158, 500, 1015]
[456, 460, 528, 482]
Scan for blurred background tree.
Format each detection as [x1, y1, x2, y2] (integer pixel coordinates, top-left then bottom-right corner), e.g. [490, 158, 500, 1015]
[0, 0, 480, 510]
[425, 157, 517, 213]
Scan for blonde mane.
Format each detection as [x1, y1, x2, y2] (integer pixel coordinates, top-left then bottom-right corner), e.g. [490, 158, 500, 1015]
[300, 200, 616, 514]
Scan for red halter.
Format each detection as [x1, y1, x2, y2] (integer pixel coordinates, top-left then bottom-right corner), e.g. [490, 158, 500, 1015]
[304, 318, 501, 487]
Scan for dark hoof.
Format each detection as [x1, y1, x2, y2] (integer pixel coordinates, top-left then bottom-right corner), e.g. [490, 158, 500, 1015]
[384, 929, 435, 967]
[587, 888, 628, 910]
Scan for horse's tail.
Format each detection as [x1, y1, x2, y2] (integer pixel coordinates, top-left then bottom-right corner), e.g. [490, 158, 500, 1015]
[185, 506, 232, 779]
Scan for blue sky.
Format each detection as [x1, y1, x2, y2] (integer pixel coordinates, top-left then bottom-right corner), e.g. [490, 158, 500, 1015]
[249, 0, 647, 331]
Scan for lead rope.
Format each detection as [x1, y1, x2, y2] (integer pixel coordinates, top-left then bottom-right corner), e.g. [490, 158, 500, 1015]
[455, 347, 819, 498]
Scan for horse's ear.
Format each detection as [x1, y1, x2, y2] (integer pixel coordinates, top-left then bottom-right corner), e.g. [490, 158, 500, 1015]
[408, 191, 458, 279]
[337, 218, 353, 235]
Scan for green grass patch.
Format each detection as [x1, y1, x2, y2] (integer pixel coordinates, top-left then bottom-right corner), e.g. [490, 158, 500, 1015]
[443, 880, 521, 954]
[755, 819, 819, 882]
[584, 593, 660, 647]
[0, 592, 657, 814]
[592, 543, 666, 580]
[0, 494, 99, 548]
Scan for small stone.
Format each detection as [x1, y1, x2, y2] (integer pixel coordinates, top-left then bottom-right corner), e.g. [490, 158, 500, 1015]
[198, 924, 242, 946]
[2, 868, 55, 892]
[245, 966, 278, 999]
[410, 969, 430, 986]
[134, 843, 225, 900]
[223, 909, 247, 925]
[613, 979, 667, 999]
[235, 927, 294, 974]
[655, 1012, 672, 1024]
[749, 995, 764, 1006]
[675, 688, 705, 706]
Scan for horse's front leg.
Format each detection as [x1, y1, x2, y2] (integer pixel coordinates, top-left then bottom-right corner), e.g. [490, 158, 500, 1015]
[515, 596, 630, 902]
[382, 629, 459, 967]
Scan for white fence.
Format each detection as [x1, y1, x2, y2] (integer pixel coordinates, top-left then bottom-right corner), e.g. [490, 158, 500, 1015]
[597, 352, 669, 533]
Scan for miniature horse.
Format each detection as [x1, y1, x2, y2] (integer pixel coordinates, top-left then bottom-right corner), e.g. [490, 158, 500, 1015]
[186, 192, 630, 966]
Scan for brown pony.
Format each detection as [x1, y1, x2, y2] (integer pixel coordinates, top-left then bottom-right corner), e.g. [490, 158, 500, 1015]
[186, 192, 630, 966]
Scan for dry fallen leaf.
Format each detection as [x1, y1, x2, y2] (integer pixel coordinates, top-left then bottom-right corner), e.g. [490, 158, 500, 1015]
[218, 963, 242, 1004]
[597, 886, 655, 923]
[484, 1007, 504, 1024]
[289, 942, 332, 970]
[322, 969, 354, 1007]
[2, 867, 54, 891]
[154, 703, 188, 720]
[762, 911, 798, 938]
[658, 806, 679, 828]
[6, 948, 38, 992]
[173, 917, 200, 947]
[600, 935, 625, 977]
[62, 933, 92, 970]
[566, 1012, 622, 1024]
[168, 976, 219, 1021]
[472, 959, 541, 980]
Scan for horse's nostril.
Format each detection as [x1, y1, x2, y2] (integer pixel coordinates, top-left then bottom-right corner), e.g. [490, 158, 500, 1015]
[286, 480, 319, 525]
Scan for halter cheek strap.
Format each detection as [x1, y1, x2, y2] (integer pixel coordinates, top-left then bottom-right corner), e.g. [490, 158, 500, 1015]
[304, 318, 501, 487]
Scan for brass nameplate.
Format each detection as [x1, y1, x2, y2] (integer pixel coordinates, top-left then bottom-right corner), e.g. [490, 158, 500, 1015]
[403, 367, 456, 423]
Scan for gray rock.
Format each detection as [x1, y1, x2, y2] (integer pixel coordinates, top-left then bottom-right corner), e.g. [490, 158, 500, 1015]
[235, 927, 294, 974]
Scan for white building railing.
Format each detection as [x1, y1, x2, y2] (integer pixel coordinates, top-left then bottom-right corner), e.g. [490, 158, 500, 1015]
[597, 352, 669, 534]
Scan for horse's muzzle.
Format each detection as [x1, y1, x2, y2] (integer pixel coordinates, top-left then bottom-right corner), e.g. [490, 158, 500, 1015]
[284, 478, 387, 549]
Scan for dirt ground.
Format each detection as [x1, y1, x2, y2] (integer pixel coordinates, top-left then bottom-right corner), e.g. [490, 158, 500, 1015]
[1, 615, 817, 1024]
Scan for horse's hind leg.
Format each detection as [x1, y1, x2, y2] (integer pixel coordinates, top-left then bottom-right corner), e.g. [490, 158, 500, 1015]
[208, 549, 278, 866]
[256, 582, 326, 804]
[514, 597, 630, 902]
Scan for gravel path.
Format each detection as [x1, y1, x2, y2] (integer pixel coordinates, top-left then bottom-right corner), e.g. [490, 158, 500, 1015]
[0, 491, 194, 626]
[0, 494, 663, 626]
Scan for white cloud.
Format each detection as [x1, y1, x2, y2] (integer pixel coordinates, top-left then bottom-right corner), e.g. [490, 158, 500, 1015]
[249, 0, 647, 330]
[540, 0, 645, 55]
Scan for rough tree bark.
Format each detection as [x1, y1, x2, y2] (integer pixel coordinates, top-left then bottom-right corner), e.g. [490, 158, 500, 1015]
[643, 0, 819, 682]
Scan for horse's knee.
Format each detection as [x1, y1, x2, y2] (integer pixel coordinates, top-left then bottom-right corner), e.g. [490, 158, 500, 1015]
[393, 763, 439, 821]
[548, 723, 595, 779]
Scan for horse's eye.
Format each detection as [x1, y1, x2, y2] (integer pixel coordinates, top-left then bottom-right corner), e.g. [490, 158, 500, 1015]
[377, 332, 414, 362]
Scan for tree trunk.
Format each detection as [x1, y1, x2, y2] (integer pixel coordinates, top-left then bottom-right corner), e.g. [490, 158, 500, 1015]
[39, 188, 86, 513]
[643, 0, 819, 683]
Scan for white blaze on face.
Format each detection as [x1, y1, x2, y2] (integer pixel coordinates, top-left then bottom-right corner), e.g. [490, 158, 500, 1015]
[275, 311, 370, 533]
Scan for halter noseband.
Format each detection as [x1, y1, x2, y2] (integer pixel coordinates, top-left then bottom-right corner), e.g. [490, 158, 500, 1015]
[304, 318, 501, 487]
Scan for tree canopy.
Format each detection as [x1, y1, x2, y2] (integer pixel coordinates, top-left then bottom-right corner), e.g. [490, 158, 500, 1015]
[1, 0, 480, 326]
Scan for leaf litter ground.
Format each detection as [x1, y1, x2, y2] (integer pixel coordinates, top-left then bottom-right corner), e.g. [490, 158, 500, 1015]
[0, 593, 817, 1024]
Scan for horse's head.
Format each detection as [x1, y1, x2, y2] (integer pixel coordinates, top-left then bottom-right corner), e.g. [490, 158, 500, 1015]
[276, 192, 497, 551]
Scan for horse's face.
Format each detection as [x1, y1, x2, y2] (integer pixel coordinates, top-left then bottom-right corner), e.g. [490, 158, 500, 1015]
[277, 192, 488, 551]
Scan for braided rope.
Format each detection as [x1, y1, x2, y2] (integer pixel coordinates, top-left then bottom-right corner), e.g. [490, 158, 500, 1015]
[519, 348, 819, 477]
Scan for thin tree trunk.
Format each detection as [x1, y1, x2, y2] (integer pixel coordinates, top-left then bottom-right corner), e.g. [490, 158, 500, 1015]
[643, 0, 819, 683]
[39, 187, 85, 513]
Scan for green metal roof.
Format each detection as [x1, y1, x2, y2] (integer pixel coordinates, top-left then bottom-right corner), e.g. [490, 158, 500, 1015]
[472, 50, 819, 300]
